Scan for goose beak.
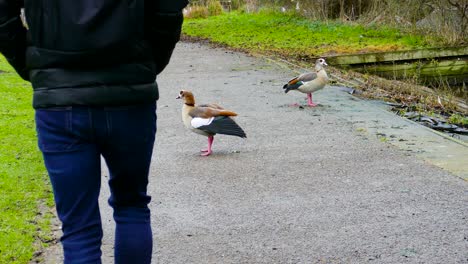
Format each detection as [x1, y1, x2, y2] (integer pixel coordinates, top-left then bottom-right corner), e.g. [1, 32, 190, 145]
[323, 61, 328, 66]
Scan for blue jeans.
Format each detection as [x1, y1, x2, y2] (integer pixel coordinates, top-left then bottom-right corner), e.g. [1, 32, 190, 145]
[35, 103, 157, 264]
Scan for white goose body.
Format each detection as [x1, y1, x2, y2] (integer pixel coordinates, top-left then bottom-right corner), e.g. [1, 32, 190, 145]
[296, 69, 329, 93]
[182, 104, 213, 137]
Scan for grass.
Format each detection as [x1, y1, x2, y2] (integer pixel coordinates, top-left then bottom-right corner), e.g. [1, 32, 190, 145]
[183, 10, 432, 59]
[0, 55, 53, 263]
[448, 113, 468, 127]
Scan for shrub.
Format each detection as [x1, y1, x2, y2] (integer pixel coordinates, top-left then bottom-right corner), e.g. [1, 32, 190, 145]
[231, 0, 245, 10]
[208, 0, 223, 16]
[185, 5, 209, 19]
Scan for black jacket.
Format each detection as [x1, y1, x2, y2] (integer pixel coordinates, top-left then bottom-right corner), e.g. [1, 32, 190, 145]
[0, 0, 188, 108]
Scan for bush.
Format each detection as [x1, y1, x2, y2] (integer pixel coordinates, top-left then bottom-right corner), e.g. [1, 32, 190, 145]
[231, 0, 245, 10]
[185, 5, 209, 19]
[208, 0, 223, 16]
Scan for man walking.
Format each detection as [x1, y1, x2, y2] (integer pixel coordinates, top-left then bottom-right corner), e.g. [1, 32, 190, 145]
[0, 0, 188, 263]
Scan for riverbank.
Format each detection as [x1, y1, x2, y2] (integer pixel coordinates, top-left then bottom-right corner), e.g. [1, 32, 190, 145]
[183, 11, 433, 58]
[182, 11, 467, 134]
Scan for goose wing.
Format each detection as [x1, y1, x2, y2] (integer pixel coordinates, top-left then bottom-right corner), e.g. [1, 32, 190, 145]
[283, 72, 318, 92]
[192, 116, 246, 138]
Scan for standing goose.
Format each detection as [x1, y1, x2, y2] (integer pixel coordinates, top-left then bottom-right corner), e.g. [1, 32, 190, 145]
[176, 90, 246, 156]
[283, 58, 329, 107]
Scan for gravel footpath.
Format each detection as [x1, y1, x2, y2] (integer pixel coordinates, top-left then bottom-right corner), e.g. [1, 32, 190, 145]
[42, 42, 468, 264]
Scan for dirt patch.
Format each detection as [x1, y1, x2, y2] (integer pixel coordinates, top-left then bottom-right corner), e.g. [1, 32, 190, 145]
[29, 204, 62, 264]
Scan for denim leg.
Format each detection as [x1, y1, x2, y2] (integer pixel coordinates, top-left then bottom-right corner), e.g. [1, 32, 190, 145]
[99, 103, 156, 264]
[35, 107, 103, 264]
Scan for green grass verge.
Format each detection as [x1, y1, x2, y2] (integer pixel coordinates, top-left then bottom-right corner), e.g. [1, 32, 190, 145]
[183, 10, 432, 58]
[0, 55, 53, 263]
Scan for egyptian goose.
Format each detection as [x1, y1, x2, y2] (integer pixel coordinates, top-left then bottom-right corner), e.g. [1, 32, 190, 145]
[283, 58, 329, 107]
[176, 90, 247, 156]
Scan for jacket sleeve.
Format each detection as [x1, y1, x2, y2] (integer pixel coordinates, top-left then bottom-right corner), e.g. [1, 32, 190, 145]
[0, 0, 28, 80]
[145, 0, 188, 75]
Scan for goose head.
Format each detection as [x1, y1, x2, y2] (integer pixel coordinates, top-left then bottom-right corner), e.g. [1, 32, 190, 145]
[315, 58, 328, 71]
[176, 90, 196, 106]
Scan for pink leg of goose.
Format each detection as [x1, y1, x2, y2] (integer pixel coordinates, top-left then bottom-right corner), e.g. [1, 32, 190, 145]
[307, 93, 318, 107]
[201, 135, 214, 156]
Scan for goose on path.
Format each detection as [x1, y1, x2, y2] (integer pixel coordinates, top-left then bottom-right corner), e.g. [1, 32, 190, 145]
[283, 58, 329, 107]
[176, 90, 246, 156]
